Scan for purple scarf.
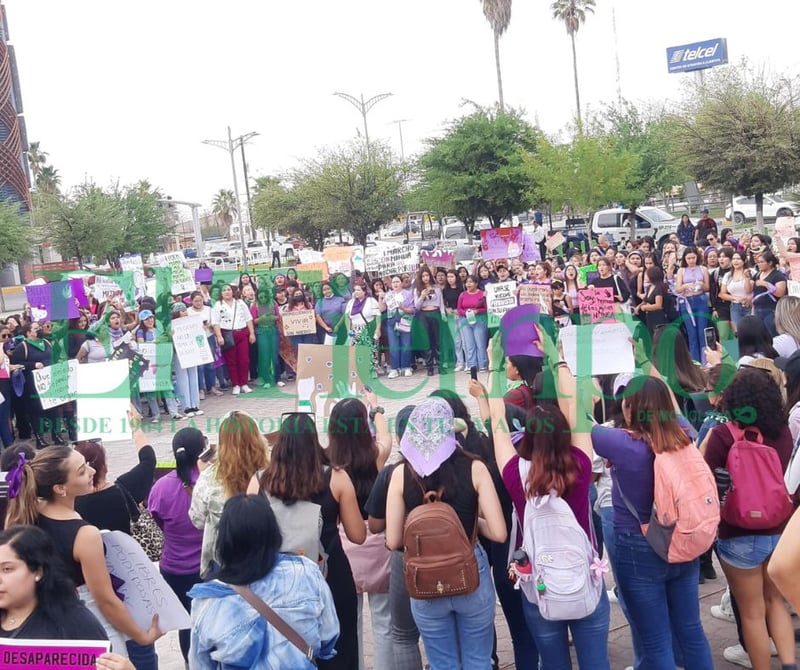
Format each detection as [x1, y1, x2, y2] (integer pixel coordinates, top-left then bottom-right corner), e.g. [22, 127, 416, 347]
[350, 297, 367, 318]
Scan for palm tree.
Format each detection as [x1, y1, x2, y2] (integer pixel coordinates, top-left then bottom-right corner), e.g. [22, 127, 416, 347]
[480, 0, 512, 111]
[211, 189, 237, 230]
[551, 0, 596, 132]
[36, 165, 61, 195]
[27, 141, 48, 182]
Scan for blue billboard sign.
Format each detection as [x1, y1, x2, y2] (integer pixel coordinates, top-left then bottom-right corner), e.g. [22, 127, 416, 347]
[666, 38, 728, 73]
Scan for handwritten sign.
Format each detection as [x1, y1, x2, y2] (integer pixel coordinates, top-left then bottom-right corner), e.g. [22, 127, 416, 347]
[420, 250, 454, 268]
[25, 281, 79, 321]
[0, 638, 110, 670]
[485, 281, 518, 327]
[480, 228, 523, 260]
[282, 310, 317, 336]
[33, 360, 78, 410]
[788, 280, 800, 297]
[172, 316, 213, 368]
[365, 245, 418, 276]
[578, 287, 615, 323]
[158, 251, 196, 294]
[296, 262, 330, 281]
[774, 216, 797, 243]
[136, 342, 174, 393]
[119, 253, 145, 300]
[75, 359, 131, 443]
[545, 231, 566, 251]
[559, 322, 635, 376]
[102, 531, 192, 632]
[518, 283, 553, 316]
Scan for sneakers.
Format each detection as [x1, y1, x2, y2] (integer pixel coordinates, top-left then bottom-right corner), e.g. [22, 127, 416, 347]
[403, 368, 413, 377]
[387, 369, 399, 379]
[723, 644, 752, 668]
[171, 413, 187, 421]
[211, 387, 223, 396]
[199, 390, 205, 400]
[710, 604, 735, 623]
[607, 588, 618, 604]
[277, 381, 286, 388]
[240, 385, 253, 394]
[184, 408, 204, 417]
[454, 364, 464, 372]
[232, 385, 241, 396]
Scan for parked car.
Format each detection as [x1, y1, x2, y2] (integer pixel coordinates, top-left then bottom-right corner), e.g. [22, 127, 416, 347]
[591, 206, 678, 246]
[725, 195, 800, 225]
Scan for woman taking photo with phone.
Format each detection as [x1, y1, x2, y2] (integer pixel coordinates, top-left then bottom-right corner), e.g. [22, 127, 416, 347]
[413, 266, 447, 376]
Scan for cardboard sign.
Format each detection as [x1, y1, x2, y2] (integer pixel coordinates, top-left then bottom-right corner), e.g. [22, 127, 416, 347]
[33, 360, 78, 410]
[485, 281, 518, 327]
[578, 287, 615, 323]
[480, 228, 523, 260]
[75, 359, 131, 443]
[296, 262, 330, 280]
[296, 344, 361, 416]
[774, 216, 797, 243]
[0, 638, 110, 670]
[172, 316, 214, 368]
[282, 310, 317, 336]
[420, 250, 454, 268]
[158, 251, 196, 294]
[119, 253, 145, 300]
[518, 283, 553, 316]
[25, 281, 79, 321]
[136, 342, 174, 392]
[102, 531, 192, 632]
[788, 280, 800, 297]
[545, 231, 566, 251]
[559, 322, 635, 376]
[520, 232, 541, 262]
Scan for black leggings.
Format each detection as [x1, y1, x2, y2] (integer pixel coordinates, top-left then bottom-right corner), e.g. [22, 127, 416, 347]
[418, 311, 441, 372]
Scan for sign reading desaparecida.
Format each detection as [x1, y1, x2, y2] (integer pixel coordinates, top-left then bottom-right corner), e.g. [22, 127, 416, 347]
[0, 638, 110, 670]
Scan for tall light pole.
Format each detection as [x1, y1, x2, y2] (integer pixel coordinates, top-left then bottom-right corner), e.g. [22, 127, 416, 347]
[390, 119, 409, 161]
[202, 127, 259, 271]
[333, 91, 393, 150]
[158, 199, 204, 259]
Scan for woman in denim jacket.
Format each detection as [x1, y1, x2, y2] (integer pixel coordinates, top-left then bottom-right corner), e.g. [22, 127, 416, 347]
[189, 494, 340, 670]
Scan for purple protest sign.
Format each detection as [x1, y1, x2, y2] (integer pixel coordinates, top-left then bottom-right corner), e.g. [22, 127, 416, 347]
[419, 250, 454, 268]
[25, 281, 79, 321]
[480, 228, 523, 260]
[520, 232, 540, 262]
[195, 268, 213, 283]
[0, 638, 110, 670]
[69, 278, 89, 308]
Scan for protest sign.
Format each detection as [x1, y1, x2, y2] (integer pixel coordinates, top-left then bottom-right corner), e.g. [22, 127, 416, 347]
[545, 231, 566, 251]
[119, 253, 145, 300]
[195, 267, 213, 284]
[577, 264, 598, 287]
[518, 283, 553, 316]
[102, 531, 192, 632]
[158, 251, 196, 294]
[520, 232, 541, 262]
[282, 310, 317, 336]
[351, 245, 366, 273]
[578, 287, 615, 323]
[559, 322, 635, 376]
[145, 278, 157, 298]
[93, 273, 136, 309]
[774, 216, 797, 243]
[298, 249, 325, 264]
[324, 246, 354, 276]
[296, 344, 361, 416]
[26, 281, 79, 321]
[485, 281, 518, 327]
[136, 342, 174, 393]
[365, 245, 418, 276]
[789, 280, 800, 297]
[420, 250, 454, 268]
[172, 316, 213, 367]
[296, 262, 330, 280]
[69, 277, 89, 308]
[480, 228, 523, 260]
[33, 360, 78, 410]
[75, 359, 131, 443]
[0, 638, 110, 670]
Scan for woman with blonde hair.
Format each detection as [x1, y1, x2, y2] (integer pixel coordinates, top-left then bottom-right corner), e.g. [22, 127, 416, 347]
[190, 411, 269, 578]
[773, 295, 800, 359]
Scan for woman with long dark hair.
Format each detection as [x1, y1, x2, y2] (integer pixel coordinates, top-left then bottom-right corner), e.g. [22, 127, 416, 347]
[751, 249, 786, 337]
[344, 283, 382, 379]
[413, 266, 446, 376]
[737, 315, 779, 363]
[676, 246, 711, 363]
[443, 269, 466, 371]
[635, 266, 670, 334]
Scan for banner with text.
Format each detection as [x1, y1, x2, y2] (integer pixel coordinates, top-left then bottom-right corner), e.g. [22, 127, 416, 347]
[486, 280, 518, 327]
[480, 228, 523, 260]
[0, 638, 111, 670]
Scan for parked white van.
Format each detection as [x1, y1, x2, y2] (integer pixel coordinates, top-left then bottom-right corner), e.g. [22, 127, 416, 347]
[591, 206, 677, 246]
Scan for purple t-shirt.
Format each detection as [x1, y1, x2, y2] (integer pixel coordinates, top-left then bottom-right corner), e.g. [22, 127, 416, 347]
[148, 470, 203, 575]
[502, 448, 594, 546]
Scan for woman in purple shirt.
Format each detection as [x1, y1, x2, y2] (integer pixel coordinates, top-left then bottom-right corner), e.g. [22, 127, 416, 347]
[675, 247, 710, 364]
[486, 329, 610, 669]
[148, 427, 207, 663]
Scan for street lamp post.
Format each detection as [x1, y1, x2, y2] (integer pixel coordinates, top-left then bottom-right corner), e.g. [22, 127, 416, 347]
[158, 199, 204, 259]
[333, 91, 393, 150]
[390, 119, 409, 161]
[202, 127, 259, 271]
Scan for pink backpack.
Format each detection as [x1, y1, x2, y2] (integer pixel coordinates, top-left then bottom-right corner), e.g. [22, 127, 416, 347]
[620, 444, 719, 563]
[721, 423, 793, 530]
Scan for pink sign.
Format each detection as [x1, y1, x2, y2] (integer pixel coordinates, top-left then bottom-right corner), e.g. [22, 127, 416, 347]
[480, 228, 523, 260]
[578, 287, 615, 323]
[0, 639, 110, 670]
[420, 250, 454, 268]
[520, 232, 540, 262]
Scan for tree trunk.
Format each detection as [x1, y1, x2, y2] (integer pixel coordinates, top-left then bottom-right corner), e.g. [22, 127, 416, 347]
[755, 192, 765, 233]
[494, 31, 504, 112]
[571, 32, 582, 133]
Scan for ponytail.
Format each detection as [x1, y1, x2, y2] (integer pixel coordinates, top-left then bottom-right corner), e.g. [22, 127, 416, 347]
[5, 446, 73, 528]
[175, 447, 197, 491]
[5, 462, 38, 527]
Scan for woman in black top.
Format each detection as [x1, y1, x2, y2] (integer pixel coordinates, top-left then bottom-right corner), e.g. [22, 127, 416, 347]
[442, 269, 465, 371]
[751, 250, 787, 337]
[588, 258, 630, 308]
[635, 266, 670, 334]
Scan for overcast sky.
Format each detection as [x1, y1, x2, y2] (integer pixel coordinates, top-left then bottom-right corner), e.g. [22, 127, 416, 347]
[6, 0, 800, 214]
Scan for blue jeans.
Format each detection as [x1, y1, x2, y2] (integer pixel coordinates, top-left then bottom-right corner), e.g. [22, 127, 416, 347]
[460, 318, 489, 369]
[161, 569, 202, 661]
[521, 587, 610, 669]
[389, 551, 422, 670]
[680, 295, 708, 364]
[716, 533, 781, 570]
[386, 316, 412, 370]
[446, 314, 466, 368]
[410, 545, 495, 670]
[174, 359, 200, 410]
[729, 302, 749, 331]
[125, 641, 157, 670]
[614, 533, 713, 670]
[754, 305, 777, 337]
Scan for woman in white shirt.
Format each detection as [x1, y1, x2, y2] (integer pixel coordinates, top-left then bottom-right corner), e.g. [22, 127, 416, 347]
[189, 291, 222, 398]
[211, 285, 255, 395]
[719, 251, 753, 333]
[344, 283, 382, 379]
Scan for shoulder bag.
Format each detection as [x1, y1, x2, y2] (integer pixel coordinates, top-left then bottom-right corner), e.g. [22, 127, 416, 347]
[116, 480, 164, 562]
[232, 584, 317, 666]
[221, 302, 238, 350]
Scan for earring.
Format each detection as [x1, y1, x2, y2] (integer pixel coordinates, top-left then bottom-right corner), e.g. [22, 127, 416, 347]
[34, 576, 40, 582]
[61, 491, 67, 497]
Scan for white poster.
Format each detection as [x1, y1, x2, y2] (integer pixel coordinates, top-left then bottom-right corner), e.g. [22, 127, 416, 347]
[485, 281, 518, 328]
[93, 277, 128, 308]
[158, 251, 196, 294]
[33, 360, 78, 410]
[76, 359, 131, 443]
[559, 322, 635, 377]
[102, 531, 192, 632]
[298, 249, 325, 264]
[172, 316, 214, 368]
[119, 253, 145, 300]
[788, 280, 800, 297]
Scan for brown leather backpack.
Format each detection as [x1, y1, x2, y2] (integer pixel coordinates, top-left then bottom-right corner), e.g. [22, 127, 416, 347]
[402, 486, 479, 600]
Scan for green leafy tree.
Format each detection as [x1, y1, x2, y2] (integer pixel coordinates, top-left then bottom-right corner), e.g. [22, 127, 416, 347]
[480, 0, 512, 111]
[112, 180, 172, 259]
[551, 0, 595, 132]
[36, 165, 61, 195]
[418, 107, 539, 231]
[251, 176, 292, 237]
[26, 141, 47, 184]
[0, 198, 32, 265]
[672, 63, 800, 232]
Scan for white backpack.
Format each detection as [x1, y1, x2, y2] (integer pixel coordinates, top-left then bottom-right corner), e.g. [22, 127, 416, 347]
[513, 459, 604, 621]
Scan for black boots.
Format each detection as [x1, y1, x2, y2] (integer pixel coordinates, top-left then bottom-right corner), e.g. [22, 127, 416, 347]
[34, 433, 49, 450]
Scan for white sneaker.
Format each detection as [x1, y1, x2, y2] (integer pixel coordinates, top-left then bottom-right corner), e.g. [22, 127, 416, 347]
[403, 368, 413, 377]
[387, 369, 399, 379]
[607, 589, 618, 604]
[199, 390, 205, 400]
[232, 385, 241, 395]
[194, 408, 205, 416]
[723, 644, 752, 668]
[277, 381, 286, 388]
[241, 385, 253, 394]
[710, 604, 735, 623]
[454, 364, 464, 372]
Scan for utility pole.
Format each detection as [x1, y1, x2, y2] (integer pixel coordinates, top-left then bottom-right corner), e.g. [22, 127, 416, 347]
[333, 91, 393, 151]
[158, 199, 204, 259]
[390, 119, 409, 161]
[202, 127, 258, 271]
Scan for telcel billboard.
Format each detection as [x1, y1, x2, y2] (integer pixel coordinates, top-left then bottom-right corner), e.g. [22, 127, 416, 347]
[666, 37, 728, 73]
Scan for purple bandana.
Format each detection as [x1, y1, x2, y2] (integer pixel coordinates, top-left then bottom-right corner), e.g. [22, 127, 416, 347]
[400, 398, 458, 477]
[6, 453, 28, 499]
